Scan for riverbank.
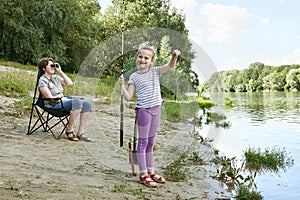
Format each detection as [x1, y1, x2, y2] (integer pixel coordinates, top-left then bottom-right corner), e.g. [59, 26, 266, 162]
[0, 93, 232, 199]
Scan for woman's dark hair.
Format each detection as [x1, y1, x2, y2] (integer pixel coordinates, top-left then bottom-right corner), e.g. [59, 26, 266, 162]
[37, 57, 54, 73]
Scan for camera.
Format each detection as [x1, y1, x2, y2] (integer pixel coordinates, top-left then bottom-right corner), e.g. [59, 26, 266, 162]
[50, 63, 59, 68]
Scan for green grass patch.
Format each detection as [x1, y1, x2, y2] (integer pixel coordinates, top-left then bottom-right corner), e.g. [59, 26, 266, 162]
[235, 185, 263, 200]
[0, 70, 36, 98]
[244, 146, 294, 173]
[162, 145, 206, 182]
[164, 97, 214, 122]
[212, 146, 294, 199]
[0, 59, 36, 71]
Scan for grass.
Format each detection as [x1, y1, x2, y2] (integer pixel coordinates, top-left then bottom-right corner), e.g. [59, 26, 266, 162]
[235, 185, 263, 200]
[0, 59, 36, 71]
[225, 96, 234, 107]
[0, 70, 35, 98]
[111, 183, 149, 197]
[2, 182, 21, 191]
[163, 98, 214, 123]
[162, 145, 206, 182]
[212, 146, 294, 197]
[0, 69, 36, 117]
[244, 146, 294, 173]
[0, 60, 220, 124]
[0, 62, 117, 116]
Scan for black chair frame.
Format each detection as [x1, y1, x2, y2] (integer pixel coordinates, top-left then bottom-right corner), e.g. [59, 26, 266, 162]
[27, 70, 70, 139]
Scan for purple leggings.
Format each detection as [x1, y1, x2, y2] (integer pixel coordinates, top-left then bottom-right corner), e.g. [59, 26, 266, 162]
[136, 105, 161, 174]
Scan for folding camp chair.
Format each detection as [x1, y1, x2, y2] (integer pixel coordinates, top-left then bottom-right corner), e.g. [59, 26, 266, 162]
[27, 70, 70, 139]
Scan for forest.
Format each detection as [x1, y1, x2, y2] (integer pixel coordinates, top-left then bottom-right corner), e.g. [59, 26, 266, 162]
[0, 0, 199, 96]
[205, 62, 300, 92]
[3, 0, 299, 94]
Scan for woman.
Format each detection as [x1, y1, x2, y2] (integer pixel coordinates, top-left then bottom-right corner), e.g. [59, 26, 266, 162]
[37, 57, 92, 142]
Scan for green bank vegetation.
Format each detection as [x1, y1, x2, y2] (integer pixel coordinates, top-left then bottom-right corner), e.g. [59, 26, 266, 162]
[206, 62, 300, 92]
[212, 146, 294, 200]
[162, 142, 293, 200]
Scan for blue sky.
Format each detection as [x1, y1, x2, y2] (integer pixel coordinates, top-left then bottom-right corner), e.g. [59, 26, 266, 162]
[99, 0, 300, 72]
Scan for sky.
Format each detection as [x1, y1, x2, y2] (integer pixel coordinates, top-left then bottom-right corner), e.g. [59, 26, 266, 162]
[99, 0, 300, 73]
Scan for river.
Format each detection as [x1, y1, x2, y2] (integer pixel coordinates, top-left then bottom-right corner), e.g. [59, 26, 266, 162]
[206, 92, 300, 200]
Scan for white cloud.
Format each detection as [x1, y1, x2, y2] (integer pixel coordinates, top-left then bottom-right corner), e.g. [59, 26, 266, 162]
[277, 0, 286, 5]
[259, 17, 270, 24]
[282, 49, 300, 65]
[200, 3, 253, 42]
[223, 57, 239, 67]
[259, 49, 300, 66]
[170, 2, 254, 44]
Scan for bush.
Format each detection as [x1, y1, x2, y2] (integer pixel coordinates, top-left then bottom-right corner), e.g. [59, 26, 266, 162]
[244, 147, 294, 173]
[235, 185, 263, 200]
[0, 70, 36, 98]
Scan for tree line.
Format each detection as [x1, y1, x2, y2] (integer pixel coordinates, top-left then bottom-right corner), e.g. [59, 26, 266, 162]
[205, 62, 300, 92]
[0, 0, 199, 93]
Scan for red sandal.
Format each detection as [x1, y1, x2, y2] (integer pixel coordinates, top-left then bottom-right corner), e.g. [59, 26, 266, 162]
[150, 172, 166, 183]
[139, 175, 157, 187]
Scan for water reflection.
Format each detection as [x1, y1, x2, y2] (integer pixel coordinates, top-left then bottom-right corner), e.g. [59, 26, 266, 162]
[211, 92, 300, 124]
[205, 92, 300, 200]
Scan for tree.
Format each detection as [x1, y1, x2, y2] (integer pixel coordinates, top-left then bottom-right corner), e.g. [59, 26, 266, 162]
[99, 0, 188, 40]
[269, 72, 285, 91]
[95, 0, 198, 92]
[205, 62, 300, 92]
[0, 0, 101, 71]
[285, 68, 300, 91]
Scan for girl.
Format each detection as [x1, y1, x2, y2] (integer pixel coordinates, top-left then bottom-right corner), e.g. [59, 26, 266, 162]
[119, 45, 181, 187]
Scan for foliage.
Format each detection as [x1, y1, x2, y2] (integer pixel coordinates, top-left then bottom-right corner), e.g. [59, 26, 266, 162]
[162, 145, 205, 182]
[213, 146, 294, 199]
[0, 64, 77, 116]
[0, 0, 101, 70]
[224, 96, 233, 107]
[97, 0, 198, 92]
[163, 156, 190, 182]
[244, 146, 294, 173]
[205, 62, 300, 92]
[1, 0, 199, 95]
[163, 97, 214, 123]
[235, 185, 263, 200]
[212, 156, 256, 191]
[100, 0, 188, 39]
[0, 59, 36, 71]
[111, 183, 147, 197]
[12, 96, 33, 117]
[0, 70, 35, 98]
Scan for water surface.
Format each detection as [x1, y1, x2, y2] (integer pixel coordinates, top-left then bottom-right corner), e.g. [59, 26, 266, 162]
[207, 92, 300, 200]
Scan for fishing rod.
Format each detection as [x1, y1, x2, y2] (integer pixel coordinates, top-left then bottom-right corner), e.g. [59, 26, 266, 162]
[120, 0, 125, 147]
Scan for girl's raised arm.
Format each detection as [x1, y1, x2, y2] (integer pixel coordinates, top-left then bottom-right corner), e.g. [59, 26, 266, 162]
[159, 50, 181, 74]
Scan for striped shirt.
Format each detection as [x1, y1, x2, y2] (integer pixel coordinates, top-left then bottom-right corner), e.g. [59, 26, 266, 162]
[128, 67, 162, 108]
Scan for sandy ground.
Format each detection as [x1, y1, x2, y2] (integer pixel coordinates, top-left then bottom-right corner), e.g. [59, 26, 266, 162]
[0, 87, 232, 199]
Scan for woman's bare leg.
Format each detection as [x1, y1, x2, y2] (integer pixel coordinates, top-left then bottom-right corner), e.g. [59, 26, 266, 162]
[77, 112, 90, 135]
[66, 109, 81, 132]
